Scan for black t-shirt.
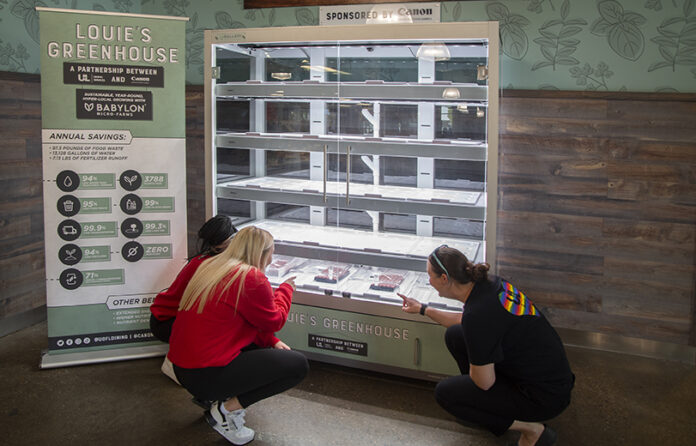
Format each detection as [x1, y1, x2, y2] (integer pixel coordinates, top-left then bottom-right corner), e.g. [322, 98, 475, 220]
[461, 276, 573, 393]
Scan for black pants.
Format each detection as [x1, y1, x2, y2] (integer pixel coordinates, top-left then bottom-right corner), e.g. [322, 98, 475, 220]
[149, 314, 174, 343]
[173, 346, 309, 408]
[434, 324, 573, 436]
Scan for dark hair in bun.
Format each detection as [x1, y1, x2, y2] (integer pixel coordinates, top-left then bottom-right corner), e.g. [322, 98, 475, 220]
[195, 214, 237, 257]
[428, 245, 489, 284]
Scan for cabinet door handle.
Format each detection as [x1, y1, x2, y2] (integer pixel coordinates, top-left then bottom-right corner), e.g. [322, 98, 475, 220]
[346, 145, 351, 205]
[323, 144, 327, 203]
[413, 337, 421, 366]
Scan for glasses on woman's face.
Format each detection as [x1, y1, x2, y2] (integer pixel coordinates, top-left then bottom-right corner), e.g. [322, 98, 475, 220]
[430, 244, 449, 278]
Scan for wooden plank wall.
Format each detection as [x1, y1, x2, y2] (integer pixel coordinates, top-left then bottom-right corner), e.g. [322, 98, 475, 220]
[1, 72, 694, 349]
[498, 90, 696, 346]
[0, 72, 44, 322]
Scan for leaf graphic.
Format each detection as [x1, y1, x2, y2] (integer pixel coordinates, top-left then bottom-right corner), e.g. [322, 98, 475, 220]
[686, 0, 695, 17]
[508, 15, 530, 27]
[215, 11, 235, 28]
[559, 25, 583, 38]
[557, 46, 577, 57]
[540, 45, 556, 61]
[645, 0, 662, 11]
[532, 61, 553, 70]
[539, 28, 558, 40]
[269, 8, 276, 26]
[533, 37, 556, 47]
[556, 56, 579, 65]
[608, 22, 644, 60]
[559, 38, 580, 46]
[541, 19, 563, 29]
[453, 2, 461, 21]
[658, 45, 675, 61]
[295, 8, 315, 26]
[560, 0, 569, 20]
[590, 18, 613, 36]
[623, 12, 647, 26]
[501, 23, 528, 60]
[486, 3, 509, 20]
[11, 0, 44, 44]
[651, 36, 678, 47]
[598, 0, 623, 24]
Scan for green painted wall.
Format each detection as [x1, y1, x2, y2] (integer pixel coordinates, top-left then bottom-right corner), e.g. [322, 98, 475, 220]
[2, 0, 695, 91]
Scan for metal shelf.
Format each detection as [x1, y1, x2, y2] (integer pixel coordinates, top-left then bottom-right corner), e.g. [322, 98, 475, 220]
[217, 177, 485, 219]
[216, 81, 488, 101]
[243, 219, 482, 267]
[215, 133, 487, 161]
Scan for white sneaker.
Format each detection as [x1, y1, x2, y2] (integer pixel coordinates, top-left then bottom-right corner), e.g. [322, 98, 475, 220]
[205, 401, 255, 445]
[160, 356, 181, 385]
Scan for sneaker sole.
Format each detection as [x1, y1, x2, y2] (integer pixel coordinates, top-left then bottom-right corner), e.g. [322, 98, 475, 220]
[204, 410, 255, 445]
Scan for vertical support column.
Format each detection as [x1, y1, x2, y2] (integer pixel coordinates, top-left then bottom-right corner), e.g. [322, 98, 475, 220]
[416, 104, 435, 237]
[309, 48, 327, 226]
[250, 50, 266, 221]
[416, 56, 436, 237]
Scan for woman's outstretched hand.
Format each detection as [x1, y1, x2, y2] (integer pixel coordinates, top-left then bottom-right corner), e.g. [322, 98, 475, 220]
[274, 339, 291, 350]
[282, 276, 297, 291]
[398, 293, 422, 314]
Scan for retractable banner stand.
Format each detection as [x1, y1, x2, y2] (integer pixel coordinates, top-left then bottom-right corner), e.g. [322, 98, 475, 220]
[37, 8, 188, 368]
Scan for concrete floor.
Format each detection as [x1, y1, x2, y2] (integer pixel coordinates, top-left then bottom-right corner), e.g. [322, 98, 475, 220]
[1, 322, 695, 446]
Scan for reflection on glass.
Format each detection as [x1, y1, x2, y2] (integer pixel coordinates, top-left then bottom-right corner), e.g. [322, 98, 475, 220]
[326, 103, 374, 136]
[380, 104, 417, 138]
[416, 42, 451, 61]
[265, 102, 310, 133]
[326, 58, 417, 82]
[434, 159, 485, 191]
[215, 49, 251, 83]
[328, 208, 373, 230]
[436, 58, 488, 84]
[217, 148, 249, 181]
[265, 58, 310, 82]
[382, 213, 416, 233]
[217, 198, 251, 220]
[267, 203, 309, 223]
[434, 217, 484, 240]
[380, 156, 416, 187]
[266, 151, 309, 178]
[216, 101, 250, 133]
[435, 105, 486, 141]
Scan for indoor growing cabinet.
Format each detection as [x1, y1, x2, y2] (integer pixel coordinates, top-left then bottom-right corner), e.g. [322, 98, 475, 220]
[204, 22, 499, 380]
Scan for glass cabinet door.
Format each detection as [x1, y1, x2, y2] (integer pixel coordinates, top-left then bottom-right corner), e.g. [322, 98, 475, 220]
[207, 24, 497, 313]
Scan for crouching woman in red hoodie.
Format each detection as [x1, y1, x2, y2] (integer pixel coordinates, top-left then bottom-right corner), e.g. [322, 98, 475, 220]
[168, 225, 308, 445]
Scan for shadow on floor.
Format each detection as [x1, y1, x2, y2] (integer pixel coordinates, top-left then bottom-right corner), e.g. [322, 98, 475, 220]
[1, 322, 694, 445]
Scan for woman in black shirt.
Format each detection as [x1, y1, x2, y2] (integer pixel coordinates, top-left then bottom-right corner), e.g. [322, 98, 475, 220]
[399, 245, 574, 446]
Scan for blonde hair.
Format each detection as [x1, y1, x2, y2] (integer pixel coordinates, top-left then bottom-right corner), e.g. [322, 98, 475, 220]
[179, 226, 274, 313]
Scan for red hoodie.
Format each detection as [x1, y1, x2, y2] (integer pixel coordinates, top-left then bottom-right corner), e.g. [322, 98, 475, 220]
[168, 265, 293, 368]
[150, 255, 208, 321]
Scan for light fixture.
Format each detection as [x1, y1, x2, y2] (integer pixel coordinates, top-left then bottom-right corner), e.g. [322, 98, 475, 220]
[271, 72, 291, 81]
[416, 42, 451, 61]
[442, 87, 460, 99]
[476, 107, 485, 118]
[457, 104, 469, 113]
[300, 64, 350, 76]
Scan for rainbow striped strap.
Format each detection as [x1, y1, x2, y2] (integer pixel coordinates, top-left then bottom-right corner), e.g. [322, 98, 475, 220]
[498, 280, 538, 317]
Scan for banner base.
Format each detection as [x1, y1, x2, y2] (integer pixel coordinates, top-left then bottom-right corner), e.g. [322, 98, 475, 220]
[40, 343, 168, 369]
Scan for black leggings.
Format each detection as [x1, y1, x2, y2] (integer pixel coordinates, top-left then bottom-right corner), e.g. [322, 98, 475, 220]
[434, 324, 573, 436]
[149, 314, 174, 343]
[173, 346, 309, 408]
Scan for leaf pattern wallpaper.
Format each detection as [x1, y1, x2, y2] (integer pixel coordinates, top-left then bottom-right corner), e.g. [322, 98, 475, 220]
[0, 0, 694, 91]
